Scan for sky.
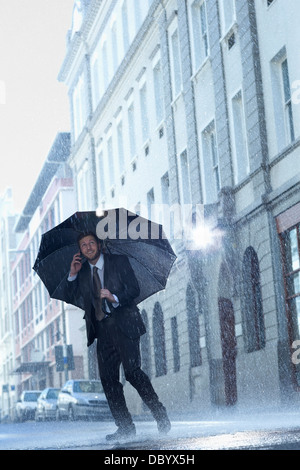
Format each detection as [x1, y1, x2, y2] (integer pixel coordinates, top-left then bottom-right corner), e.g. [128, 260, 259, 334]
[0, 0, 75, 213]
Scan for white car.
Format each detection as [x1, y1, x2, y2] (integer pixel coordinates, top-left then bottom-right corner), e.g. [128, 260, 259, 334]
[35, 388, 60, 421]
[56, 380, 111, 421]
[15, 390, 41, 422]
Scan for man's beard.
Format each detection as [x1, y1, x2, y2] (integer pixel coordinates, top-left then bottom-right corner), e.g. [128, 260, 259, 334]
[86, 249, 101, 262]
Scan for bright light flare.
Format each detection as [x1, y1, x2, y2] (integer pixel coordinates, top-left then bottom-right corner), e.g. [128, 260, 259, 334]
[185, 223, 224, 251]
[192, 225, 215, 249]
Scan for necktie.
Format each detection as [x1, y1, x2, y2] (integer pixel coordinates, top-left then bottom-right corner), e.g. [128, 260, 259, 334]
[92, 266, 105, 321]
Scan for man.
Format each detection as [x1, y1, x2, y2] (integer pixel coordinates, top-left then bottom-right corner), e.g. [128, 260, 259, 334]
[65, 232, 171, 442]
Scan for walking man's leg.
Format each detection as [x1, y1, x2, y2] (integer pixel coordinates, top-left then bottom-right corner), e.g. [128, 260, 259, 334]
[118, 332, 171, 434]
[96, 322, 136, 441]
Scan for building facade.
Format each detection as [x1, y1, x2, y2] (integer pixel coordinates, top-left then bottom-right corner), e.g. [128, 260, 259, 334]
[10, 133, 85, 404]
[0, 189, 19, 420]
[58, 0, 300, 415]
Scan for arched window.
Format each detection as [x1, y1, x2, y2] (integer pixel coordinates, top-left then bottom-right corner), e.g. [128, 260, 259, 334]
[152, 302, 167, 377]
[242, 247, 265, 352]
[140, 309, 151, 378]
[186, 284, 202, 367]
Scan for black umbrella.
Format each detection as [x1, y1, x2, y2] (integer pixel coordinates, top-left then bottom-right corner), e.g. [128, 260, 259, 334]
[33, 208, 177, 308]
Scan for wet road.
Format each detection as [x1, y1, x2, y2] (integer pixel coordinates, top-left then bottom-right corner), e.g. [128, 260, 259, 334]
[106, 427, 300, 451]
[1, 410, 300, 451]
[69, 423, 300, 451]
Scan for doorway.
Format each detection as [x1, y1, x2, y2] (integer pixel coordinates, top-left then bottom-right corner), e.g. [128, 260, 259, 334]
[218, 297, 237, 406]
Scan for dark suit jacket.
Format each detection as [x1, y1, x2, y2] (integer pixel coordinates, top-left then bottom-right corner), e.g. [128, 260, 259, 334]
[64, 254, 146, 347]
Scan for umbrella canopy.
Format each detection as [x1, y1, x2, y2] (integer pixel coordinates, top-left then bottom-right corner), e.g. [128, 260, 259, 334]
[33, 208, 177, 308]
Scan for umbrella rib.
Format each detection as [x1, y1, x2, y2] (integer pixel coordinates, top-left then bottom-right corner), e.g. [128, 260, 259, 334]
[34, 243, 78, 265]
[109, 241, 175, 289]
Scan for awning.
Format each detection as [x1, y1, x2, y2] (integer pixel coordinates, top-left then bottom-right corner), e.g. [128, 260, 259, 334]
[13, 362, 51, 374]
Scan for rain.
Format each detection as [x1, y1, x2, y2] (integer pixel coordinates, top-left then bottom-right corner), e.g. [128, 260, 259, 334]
[0, 0, 300, 454]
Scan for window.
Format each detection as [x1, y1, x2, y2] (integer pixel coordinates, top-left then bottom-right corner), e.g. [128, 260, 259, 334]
[13, 271, 18, 296]
[161, 172, 170, 205]
[186, 285, 202, 367]
[281, 58, 295, 143]
[153, 302, 167, 376]
[231, 91, 249, 183]
[97, 147, 106, 200]
[117, 120, 125, 174]
[189, 0, 208, 71]
[201, 121, 220, 203]
[48, 206, 55, 230]
[228, 32, 235, 50]
[121, 0, 130, 52]
[15, 310, 19, 335]
[271, 50, 295, 151]
[111, 21, 119, 74]
[147, 188, 155, 220]
[153, 58, 164, 124]
[91, 46, 102, 109]
[128, 102, 136, 158]
[140, 82, 149, 143]
[37, 282, 43, 315]
[102, 40, 109, 90]
[220, 0, 235, 35]
[278, 208, 300, 385]
[135, 202, 141, 216]
[72, 75, 88, 140]
[178, 150, 192, 229]
[107, 135, 115, 188]
[168, 22, 182, 98]
[134, 0, 142, 32]
[242, 247, 265, 353]
[56, 318, 61, 342]
[171, 317, 180, 372]
[77, 160, 90, 210]
[179, 150, 192, 205]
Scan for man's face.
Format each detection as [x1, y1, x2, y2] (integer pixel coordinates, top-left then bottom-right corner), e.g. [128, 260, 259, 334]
[79, 235, 101, 263]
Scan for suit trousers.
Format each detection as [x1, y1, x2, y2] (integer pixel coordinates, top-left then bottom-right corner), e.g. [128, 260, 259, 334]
[96, 314, 163, 428]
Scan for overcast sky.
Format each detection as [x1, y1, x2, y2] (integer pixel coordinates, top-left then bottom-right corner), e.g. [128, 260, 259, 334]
[0, 0, 75, 213]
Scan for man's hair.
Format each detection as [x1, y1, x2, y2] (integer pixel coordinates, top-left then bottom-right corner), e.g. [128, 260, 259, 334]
[77, 231, 101, 246]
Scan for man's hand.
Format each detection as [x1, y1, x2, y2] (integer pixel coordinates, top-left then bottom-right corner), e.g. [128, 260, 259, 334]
[100, 289, 116, 303]
[70, 252, 83, 276]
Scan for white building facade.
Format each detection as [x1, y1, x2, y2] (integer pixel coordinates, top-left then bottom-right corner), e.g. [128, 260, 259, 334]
[11, 133, 85, 404]
[0, 189, 19, 420]
[58, 0, 300, 415]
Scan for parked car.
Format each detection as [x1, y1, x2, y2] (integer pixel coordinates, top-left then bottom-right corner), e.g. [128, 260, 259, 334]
[15, 390, 41, 422]
[35, 388, 60, 421]
[56, 380, 111, 421]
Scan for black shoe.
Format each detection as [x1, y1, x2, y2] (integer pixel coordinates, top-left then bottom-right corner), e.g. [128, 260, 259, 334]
[106, 423, 136, 442]
[154, 406, 171, 434]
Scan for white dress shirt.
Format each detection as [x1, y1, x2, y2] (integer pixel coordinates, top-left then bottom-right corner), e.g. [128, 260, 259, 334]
[68, 253, 119, 309]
